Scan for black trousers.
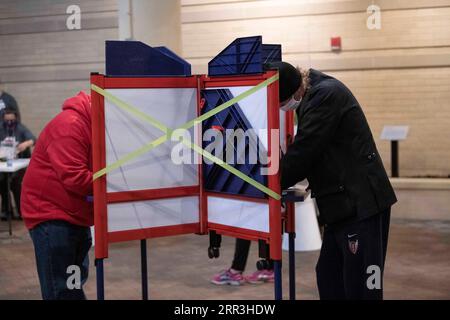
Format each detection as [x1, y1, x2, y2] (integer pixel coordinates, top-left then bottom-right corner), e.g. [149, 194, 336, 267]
[231, 238, 273, 272]
[0, 169, 26, 216]
[316, 208, 391, 300]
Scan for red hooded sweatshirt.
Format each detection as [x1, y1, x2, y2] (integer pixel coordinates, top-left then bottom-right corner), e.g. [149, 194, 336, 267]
[21, 91, 93, 230]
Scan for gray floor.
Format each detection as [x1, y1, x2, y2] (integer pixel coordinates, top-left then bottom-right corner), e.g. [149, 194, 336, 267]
[0, 218, 449, 300]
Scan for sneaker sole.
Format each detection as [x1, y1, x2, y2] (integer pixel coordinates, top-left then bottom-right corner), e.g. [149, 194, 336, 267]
[211, 280, 242, 286]
[246, 278, 274, 284]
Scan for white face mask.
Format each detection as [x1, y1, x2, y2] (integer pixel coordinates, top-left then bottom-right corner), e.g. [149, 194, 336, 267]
[280, 95, 302, 111]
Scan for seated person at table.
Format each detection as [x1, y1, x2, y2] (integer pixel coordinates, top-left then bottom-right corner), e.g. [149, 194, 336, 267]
[0, 108, 35, 220]
[0, 78, 21, 121]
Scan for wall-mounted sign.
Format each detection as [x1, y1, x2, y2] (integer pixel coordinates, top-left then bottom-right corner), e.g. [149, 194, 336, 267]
[380, 125, 409, 141]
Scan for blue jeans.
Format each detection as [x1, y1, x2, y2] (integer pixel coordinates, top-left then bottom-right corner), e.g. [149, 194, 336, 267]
[29, 220, 92, 300]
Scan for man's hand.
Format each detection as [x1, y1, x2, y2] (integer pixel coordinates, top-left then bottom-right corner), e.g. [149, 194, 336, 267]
[16, 140, 33, 154]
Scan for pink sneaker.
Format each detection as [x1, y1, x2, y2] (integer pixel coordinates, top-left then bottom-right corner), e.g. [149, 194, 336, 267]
[211, 269, 245, 286]
[246, 270, 274, 284]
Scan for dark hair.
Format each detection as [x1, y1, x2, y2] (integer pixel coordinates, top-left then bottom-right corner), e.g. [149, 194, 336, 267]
[264, 61, 302, 102]
[3, 108, 17, 116]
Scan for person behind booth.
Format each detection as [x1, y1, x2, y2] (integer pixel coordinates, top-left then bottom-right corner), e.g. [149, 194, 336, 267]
[267, 61, 397, 300]
[21, 91, 93, 300]
[0, 108, 35, 220]
[211, 238, 274, 285]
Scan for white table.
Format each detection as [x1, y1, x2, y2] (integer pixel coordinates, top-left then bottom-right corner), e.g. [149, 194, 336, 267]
[0, 159, 30, 235]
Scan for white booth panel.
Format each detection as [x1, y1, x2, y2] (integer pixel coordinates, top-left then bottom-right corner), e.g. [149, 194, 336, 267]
[107, 196, 199, 232]
[207, 86, 268, 150]
[104, 88, 199, 192]
[207, 196, 269, 233]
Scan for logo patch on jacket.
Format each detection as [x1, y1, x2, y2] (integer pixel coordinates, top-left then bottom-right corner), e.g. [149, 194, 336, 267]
[347, 234, 359, 254]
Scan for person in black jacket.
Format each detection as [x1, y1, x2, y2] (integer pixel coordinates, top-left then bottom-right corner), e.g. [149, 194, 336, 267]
[267, 62, 397, 300]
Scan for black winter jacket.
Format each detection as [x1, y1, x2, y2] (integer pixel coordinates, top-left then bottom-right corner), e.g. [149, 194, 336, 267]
[280, 69, 397, 226]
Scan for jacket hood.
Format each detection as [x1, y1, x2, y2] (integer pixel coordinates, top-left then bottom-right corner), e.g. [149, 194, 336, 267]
[62, 91, 91, 124]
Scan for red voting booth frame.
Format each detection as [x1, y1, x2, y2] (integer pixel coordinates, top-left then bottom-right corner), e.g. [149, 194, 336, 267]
[90, 71, 296, 300]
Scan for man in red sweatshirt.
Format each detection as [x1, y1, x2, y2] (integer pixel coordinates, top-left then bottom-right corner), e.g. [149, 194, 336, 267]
[21, 91, 93, 300]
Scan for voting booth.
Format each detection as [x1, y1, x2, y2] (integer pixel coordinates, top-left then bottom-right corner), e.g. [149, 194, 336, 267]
[91, 36, 302, 300]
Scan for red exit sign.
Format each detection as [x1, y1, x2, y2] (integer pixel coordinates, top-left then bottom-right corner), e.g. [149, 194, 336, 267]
[331, 36, 342, 51]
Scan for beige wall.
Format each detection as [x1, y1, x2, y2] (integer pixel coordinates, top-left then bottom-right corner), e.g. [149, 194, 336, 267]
[0, 0, 118, 135]
[118, 0, 182, 53]
[180, 0, 450, 177]
[1, 0, 449, 178]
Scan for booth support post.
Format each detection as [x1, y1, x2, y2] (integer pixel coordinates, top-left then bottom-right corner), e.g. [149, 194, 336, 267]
[141, 239, 148, 300]
[273, 260, 282, 300]
[288, 233, 296, 300]
[197, 75, 208, 235]
[266, 71, 283, 300]
[286, 202, 296, 300]
[289, 232, 295, 300]
[284, 109, 297, 300]
[5, 173, 12, 236]
[96, 259, 105, 300]
[391, 140, 399, 177]
[91, 73, 107, 301]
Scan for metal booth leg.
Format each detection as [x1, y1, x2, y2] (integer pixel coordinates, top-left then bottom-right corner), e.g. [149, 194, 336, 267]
[96, 258, 105, 300]
[141, 239, 148, 300]
[288, 232, 296, 300]
[274, 260, 282, 300]
[6, 173, 12, 236]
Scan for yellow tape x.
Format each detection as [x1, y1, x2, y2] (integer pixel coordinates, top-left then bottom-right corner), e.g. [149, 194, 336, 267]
[91, 74, 280, 200]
